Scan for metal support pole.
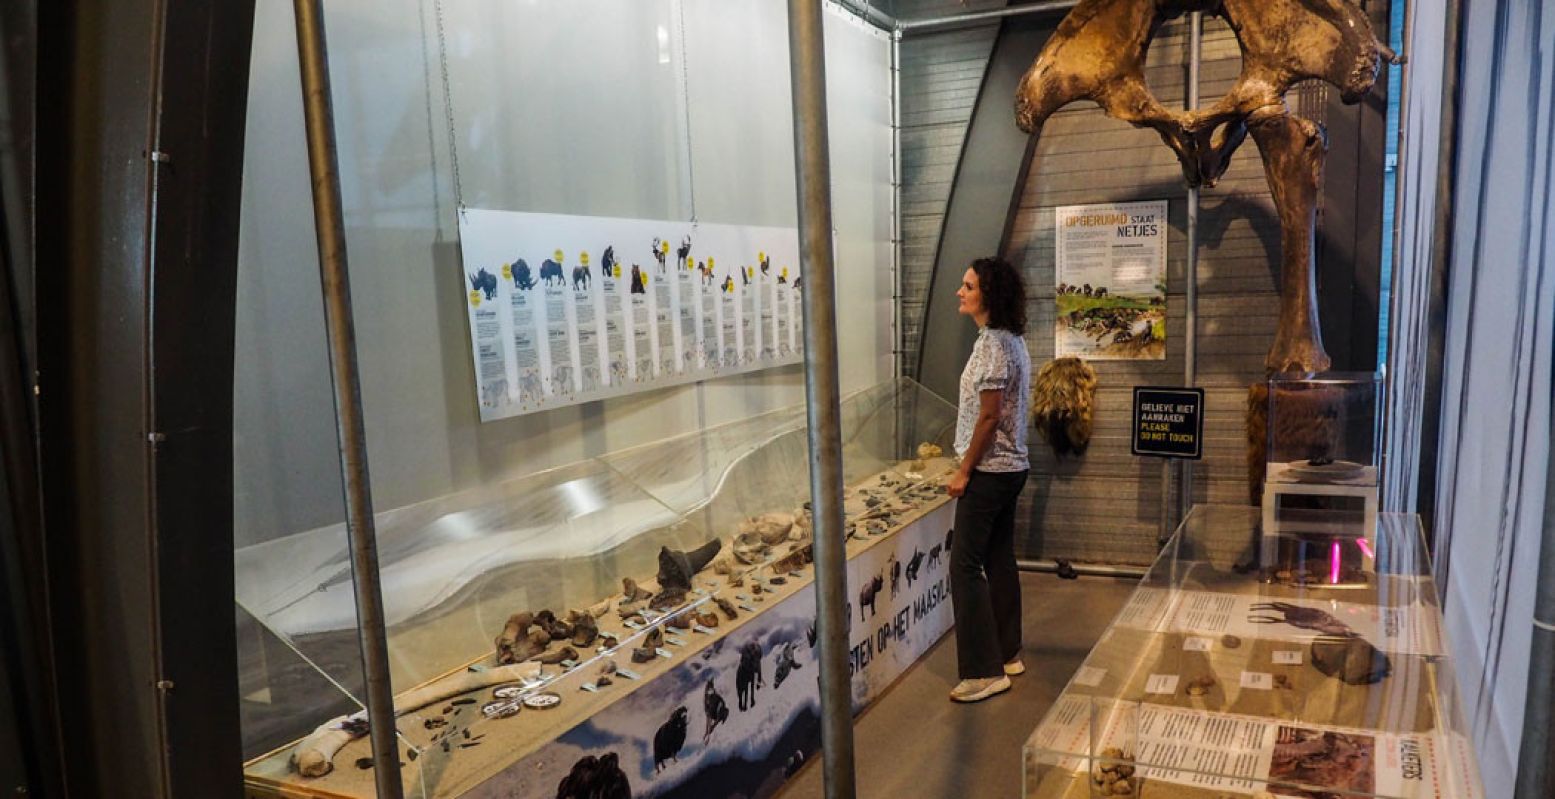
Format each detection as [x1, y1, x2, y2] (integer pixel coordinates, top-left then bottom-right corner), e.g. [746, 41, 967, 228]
[787, 2, 856, 797]
[1017, 559, 1149, 580]
[291, 2, 405, 796]
[1515, 407, 1555, 797]
[1179, 12, 1201, 521]
[891, 29, 903, 379]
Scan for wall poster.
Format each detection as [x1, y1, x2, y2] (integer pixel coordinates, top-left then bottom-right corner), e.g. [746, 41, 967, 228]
[459, 210, 803, 422]
[1054, 200, 1168, 360]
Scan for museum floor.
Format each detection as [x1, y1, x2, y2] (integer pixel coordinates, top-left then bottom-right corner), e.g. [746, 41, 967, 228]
[778, 573, 1137, 799]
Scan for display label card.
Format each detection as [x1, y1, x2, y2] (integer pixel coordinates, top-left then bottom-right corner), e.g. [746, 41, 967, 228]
[1073, 666, 1108, 687]
[1053, 200, 1169, 361]
[691, 623, 714, 635]
[559, 659, 577, 669]
[1183, 636, 1213, 652]
[1132, 386, 1205, 459]
[622, 619, 643, 630]
[1273, 650, 1303, 665]
[1240, 672, 1274, 690]
[580, 683, 598, 693]
[1146, 674, 1180, 695]
[664, 635, 686, 647]
[655, 648, 673, 659]
[738, 602, 758, 613]
[616, 669, 641, 681]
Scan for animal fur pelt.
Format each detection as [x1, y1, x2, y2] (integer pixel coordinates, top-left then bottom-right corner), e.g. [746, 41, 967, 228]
[1030, 357, 1098, 457]
[1246, 380, 1346, 507]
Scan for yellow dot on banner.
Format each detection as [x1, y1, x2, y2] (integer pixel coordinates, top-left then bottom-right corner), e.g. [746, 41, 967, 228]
[554, 249, 564, 261]
[708, 256, 716, 268]
[581, 251, 590, 265]
[502, 263, 512, 279]
[782, 268, 789, 278]
[662, 241, 670, 253]
[758, 251, 766, 261]
[615, 265, 622, 277]
[469, 290, 481, 307]
[643, 274, 650, 285]
[747, 267, 753, 277]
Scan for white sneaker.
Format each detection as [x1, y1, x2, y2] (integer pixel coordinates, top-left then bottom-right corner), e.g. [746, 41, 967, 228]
[1004, 659, 1026, 676]
[950, 675, 1011, 703]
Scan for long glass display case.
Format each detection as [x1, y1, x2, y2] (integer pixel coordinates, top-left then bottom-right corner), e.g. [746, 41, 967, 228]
[238, 377, 957, 797]
[1023, 505, 1484, 799]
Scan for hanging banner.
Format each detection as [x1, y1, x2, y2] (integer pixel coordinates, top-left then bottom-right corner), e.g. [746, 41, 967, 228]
[458, 210, 803, 422]
[1054, 200, 1169, 360]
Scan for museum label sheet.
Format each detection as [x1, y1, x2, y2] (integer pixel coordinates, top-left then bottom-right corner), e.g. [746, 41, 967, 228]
[1054, 200, 1168, 361]
[459, 210, 803, 421]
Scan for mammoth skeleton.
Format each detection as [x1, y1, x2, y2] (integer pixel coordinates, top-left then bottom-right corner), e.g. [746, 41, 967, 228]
[1014, 0, 1395, 375]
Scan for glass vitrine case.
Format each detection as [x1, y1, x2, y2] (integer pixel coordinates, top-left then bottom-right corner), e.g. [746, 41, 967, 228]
[238, 377, 957, 797]
[1023, 505, 1484, 799]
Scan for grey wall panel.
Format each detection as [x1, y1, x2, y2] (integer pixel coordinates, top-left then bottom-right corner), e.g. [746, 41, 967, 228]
[1004, 16, 1281, 564]
[896, 14, 1002, 374]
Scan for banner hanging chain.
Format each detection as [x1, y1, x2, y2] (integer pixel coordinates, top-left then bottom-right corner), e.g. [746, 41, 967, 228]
[434, 0, 465, 211]
[677, 0, 697, 225]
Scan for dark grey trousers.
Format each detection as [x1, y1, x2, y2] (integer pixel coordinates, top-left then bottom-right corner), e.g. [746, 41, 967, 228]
[951, 469, 1028, 679]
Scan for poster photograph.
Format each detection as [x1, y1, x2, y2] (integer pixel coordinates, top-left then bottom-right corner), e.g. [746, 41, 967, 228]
[1054, 200, 1168, 360]
[458, 209, 803, 422]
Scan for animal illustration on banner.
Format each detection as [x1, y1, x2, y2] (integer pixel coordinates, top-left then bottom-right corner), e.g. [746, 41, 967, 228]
[457, 210, 802, 422]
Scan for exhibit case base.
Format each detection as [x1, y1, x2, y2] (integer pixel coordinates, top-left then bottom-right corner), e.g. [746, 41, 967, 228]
[1023, 505, 1484, 799]
[238, 379, 960, 799]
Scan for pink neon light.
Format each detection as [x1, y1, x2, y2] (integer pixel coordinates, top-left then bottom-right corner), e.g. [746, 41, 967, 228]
[1330, 541, 1342, 584]
[1356, 538, 1375, 560]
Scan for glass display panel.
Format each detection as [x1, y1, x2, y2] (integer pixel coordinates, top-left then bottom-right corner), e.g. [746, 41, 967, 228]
[1265, 372, 1382, 487]
[1024, 506, 1484, 799]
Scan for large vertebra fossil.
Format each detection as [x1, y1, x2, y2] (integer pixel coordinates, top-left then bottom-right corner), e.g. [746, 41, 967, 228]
[1015, 0, 1393, 374]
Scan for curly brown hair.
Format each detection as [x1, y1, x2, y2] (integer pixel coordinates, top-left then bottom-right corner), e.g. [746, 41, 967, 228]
[970, 257, 1027, 336]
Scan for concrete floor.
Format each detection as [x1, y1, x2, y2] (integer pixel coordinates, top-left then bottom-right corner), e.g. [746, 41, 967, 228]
[777, 573, 1137, 799]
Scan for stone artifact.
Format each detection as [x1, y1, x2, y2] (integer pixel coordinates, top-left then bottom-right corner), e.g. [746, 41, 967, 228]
[533, 646, 579, 666]
[652, 538, 723, 609]
[1030, 357, 1098, 457]
[495, 612, 536, 665]
[1015, 0, 1394, 493]
[732, 531, 771, 565]
[1184, 675, 1217, 697]
[621, 577, 652, 604]
[1091, 747, 1137, 795]
[714, 596, 739, 621]
[1310, 636, 1392, 685]
[917, 442, 943, 460]
[567, 609, 599, 648]
[738, 512, 797, 545]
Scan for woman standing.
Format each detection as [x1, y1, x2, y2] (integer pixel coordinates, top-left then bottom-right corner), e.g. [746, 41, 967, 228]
[947, 257, 1031, 703]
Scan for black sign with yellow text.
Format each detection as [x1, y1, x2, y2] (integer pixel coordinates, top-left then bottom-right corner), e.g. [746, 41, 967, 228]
[1131, 386, 1204, 459]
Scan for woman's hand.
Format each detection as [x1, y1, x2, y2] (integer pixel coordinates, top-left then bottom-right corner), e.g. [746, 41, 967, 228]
[947, 470, 970, 498]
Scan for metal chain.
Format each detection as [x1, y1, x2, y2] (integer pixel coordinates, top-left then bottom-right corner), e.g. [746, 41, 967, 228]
[677, 0, 697, 224]
[434, 0, 465, 210]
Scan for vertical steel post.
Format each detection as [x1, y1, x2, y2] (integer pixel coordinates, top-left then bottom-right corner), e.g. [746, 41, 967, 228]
[291, 2, 405, 796]
[1179, 11, 1202, 523]
[787, 2, 857, 797]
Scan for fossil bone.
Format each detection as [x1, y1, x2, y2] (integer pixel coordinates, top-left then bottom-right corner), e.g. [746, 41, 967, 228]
[1015, 0, 1389, 375]
[652, 539, 724, 608]
[293, 715, 368, 777]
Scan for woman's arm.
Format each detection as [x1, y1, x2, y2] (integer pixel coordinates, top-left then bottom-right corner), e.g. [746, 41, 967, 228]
[948, 388, 1003, 497]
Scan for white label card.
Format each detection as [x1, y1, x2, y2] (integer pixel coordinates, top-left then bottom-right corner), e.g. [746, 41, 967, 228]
[1183, 637, 1214, 652]
[1146, 674, 1180, 695]
[1073, 666, 1107, 687]
[1240, 671, 1273, 690]
[1273, 650, 1303, 665]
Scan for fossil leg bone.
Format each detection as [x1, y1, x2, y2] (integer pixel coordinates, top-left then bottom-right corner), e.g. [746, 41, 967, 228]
[1248, 106, 1331, 373]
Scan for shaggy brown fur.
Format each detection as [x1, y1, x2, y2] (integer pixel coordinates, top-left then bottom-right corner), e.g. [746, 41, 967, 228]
[1246, 380, 1345, 505]
[1031, 357, 1098, 457]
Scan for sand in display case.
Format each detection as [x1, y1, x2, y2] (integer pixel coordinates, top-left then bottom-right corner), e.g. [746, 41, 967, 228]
[1023, 506, 1484, 799]
[238, 378, 961, 798]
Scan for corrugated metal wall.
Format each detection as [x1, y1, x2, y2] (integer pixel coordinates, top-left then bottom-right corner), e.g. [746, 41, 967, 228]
[896, 9, 1381, 566]
[896, 1, 1004, 375]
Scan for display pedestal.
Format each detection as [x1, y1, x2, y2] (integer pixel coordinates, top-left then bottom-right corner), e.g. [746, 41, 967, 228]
[1260, 461, 1379, 571]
